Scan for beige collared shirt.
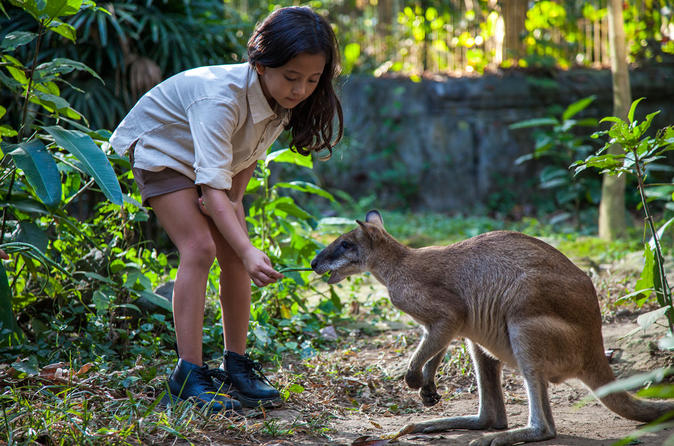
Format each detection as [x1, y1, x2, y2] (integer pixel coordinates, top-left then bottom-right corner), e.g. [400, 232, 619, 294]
[109, 63, 288, 190]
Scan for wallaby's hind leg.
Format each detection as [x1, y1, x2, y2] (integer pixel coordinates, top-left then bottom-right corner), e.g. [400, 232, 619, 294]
[405, 340, 507, 434]
[471, 369, 555, 446]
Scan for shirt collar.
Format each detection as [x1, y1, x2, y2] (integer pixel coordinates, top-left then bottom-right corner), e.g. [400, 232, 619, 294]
[247, 64, 289, 125]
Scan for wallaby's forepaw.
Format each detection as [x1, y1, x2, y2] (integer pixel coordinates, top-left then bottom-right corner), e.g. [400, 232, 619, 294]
[420, 388, 441, 406]
[404, 370, 423, 389]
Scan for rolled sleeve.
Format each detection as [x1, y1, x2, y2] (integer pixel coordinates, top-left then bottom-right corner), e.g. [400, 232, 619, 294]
[187, 98, 240, 190]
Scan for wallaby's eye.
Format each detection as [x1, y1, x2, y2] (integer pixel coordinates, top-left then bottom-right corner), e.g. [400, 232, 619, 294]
[340, 240, 352, 250]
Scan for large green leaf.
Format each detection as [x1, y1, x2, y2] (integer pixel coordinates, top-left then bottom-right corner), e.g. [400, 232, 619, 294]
[634, 244, 655, 305]
[593, 368, 673, 398]
[627, 97, 645, 123]
[273, 181, 335, 201]
[12, 221, 49, 253]
[0, 198, 49, 215]
[43, 126, 123, 205]
[0, 31, 37, 52]
[509, 118, 558, 130]
[265, 148, 313, 169]
[0, 261, 23, 346]
[35, 58, 103, 83]
[137, 290, 172, 313]
[562, 95, 595, 122]
[10, 0, 82, 20]
[270, 197, 314, 221]
[9, 139, 61, 207]
[45, 20, 77, 42]
[30, 89, 70, 112]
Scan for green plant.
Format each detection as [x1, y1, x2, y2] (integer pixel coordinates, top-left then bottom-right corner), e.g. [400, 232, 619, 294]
[243, 148, 349, 361]
[510, 96, 601, 227]
[0, 1, 176, 366]
[573, 98, 674, 335]
[0, 0, 124, 345]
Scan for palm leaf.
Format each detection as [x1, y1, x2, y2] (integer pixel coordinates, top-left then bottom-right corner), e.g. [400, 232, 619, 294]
[8, 139, 62, 207]
[43, 125, 123, 205]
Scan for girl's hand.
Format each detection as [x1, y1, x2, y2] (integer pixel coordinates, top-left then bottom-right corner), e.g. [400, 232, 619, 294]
[242, 247, 283, 287]
[198, 196, 211, 217]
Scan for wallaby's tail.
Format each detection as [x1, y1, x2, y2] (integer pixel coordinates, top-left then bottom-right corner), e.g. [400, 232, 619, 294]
[598, 389, 674, 422]
[581, 361, 674, 422]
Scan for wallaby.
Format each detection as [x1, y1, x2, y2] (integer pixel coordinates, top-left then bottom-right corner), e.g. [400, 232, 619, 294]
[311, 210, 674, 446]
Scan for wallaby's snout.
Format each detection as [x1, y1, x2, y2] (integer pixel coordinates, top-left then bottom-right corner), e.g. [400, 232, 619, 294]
[311, 234, 361, 284]
[309, 252, 328, 276]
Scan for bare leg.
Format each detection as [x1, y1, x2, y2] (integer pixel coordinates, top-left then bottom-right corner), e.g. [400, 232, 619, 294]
[149, 188, 215, 366]
[208, 219, 251, 355]
[406, 340, 507, 434]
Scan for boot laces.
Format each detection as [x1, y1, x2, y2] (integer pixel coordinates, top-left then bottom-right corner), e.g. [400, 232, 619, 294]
[207, 367, 229, 383]
[242, 355, 274, 386]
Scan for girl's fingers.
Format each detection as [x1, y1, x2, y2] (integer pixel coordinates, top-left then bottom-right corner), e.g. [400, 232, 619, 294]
[252, 268, 283, 287]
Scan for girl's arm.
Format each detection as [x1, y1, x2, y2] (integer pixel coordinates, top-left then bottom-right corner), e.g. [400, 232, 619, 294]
[200, 166, 282, 287]
[225, 162, 256, 230]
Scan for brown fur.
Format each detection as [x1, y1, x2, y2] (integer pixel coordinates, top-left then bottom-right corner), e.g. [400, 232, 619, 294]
[311, 210, 674, 445]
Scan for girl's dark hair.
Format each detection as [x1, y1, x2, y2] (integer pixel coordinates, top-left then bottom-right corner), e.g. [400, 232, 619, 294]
[248, 6, 343, 158]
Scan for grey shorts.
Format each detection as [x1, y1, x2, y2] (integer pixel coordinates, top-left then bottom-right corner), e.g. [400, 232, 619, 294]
[130, 147, 196, 207]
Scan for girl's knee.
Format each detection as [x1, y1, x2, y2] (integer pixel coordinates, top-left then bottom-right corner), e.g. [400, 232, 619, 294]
[180, 236, 217, 268]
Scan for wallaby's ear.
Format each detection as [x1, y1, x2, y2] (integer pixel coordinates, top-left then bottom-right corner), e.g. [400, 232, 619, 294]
[365, 209, 384, 228]
[356, 219, 376, 238]
[356, 219, 376, 247]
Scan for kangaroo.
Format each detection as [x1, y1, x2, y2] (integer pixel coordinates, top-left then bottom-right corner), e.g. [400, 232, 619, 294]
[311, 210, 674, 446]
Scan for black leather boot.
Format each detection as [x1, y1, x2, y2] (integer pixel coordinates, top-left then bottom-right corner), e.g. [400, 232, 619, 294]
[212, 351, 281, 408]
[165, 358, 242, 414]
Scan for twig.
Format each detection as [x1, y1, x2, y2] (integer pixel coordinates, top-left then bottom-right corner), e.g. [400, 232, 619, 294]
[278, 267, 313, 273]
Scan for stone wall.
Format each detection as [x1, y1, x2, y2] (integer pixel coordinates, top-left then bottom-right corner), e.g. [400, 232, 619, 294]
[313, 66, 674, 212]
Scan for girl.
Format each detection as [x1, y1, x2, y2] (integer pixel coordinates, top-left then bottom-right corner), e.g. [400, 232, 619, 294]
[109, 6, 343, 413]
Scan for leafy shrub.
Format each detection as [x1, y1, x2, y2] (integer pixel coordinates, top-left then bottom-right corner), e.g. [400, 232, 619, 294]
[573, 98, 674, 336]
[510, 96, 601, 228]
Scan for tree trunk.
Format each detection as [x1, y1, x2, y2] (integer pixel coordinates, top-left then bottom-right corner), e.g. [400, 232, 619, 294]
[598, 0, 631, 240]
[501, 0, 527, 61]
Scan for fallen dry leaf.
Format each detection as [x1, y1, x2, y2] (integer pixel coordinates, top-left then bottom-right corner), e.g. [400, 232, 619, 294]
[76, 362, 94, 376]
[351, 435, 391, 446]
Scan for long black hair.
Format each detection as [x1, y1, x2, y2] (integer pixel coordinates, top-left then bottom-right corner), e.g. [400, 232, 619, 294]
[248, 6, 343, 158]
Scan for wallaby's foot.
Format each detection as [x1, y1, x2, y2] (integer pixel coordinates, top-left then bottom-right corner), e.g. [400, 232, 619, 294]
[420, 387, 441, 406]
[405, 369, 423, 389]
[468, 426, 555, 446]
[403, 415, 507, 434]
